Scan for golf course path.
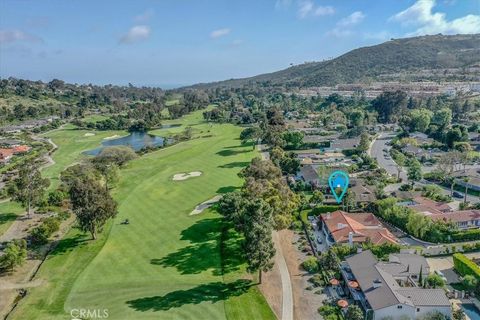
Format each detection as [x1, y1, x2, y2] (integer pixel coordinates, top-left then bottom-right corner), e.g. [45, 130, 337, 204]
[273, 232, 293, 320]
[257, 144, 293, 320]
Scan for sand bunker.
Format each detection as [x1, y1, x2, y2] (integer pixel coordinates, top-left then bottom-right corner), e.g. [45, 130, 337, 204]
[104, 134, 120, 140]
[190, 195, 222, 215]
[172, 171, 202, 181]
[84, 133, 95, 137]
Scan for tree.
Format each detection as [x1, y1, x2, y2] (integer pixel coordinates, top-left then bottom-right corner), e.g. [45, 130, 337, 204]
[462, 274, 478, 292]
[0, 239, 27, 272]
[68, 176, 118, 240]
[240, 127, 262, 149]
[9, 162, 50, 218]
[420, 311, 448, 320]
[372, 90, 408, 123]
[394, 152, 407, 180]
[410, 108, 433, 133]
[407, 158, 422, 186]
[463, 177, 470, 204]
[406, 213, 430, 239]
[358, 132, 370, 153]
[345, 305, 363, 320]
[418, 264, 423, 286]
[282, 131, 304, 149]
[310, 190, 324, 207]
[92, 146, 137, 167]
[426, 273, 445, 288]
[432, 108, 452, 129]
[242, 200, 275, 284]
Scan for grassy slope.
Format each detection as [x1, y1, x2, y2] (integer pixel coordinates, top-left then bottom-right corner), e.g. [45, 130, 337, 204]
[11, 110, 275, 320]
[0, 201, 24, 236]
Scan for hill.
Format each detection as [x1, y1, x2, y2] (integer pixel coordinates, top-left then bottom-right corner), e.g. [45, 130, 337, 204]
[188, 34, 480, 89]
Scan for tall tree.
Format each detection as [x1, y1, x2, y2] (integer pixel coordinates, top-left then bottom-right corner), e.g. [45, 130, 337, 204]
[68, 176, 118, 240]
[407, 158, 422, 187]
[242, 200, 275, 284]
[345, 305, 363, 320]
[9, 161, 50, 218]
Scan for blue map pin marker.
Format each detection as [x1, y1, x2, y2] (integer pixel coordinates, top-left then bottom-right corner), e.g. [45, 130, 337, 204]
[328, 170, 349, 203]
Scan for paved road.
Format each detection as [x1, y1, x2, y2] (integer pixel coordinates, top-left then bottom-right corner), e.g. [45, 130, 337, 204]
[273, 232, 293, 320]
[371, 133, 480, 204]
[369, 132, 407, 182]
[257, 144, 292, 320]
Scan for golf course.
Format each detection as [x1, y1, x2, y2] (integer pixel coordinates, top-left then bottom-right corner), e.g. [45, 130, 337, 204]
[9, 110, 275, 319]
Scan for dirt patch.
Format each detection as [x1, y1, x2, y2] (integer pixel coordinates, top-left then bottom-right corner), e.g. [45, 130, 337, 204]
[172, 171, 202, 181]
[259, 248, 283, 319]
[279, 229, 324, 320]
[189, 195, 222, 215]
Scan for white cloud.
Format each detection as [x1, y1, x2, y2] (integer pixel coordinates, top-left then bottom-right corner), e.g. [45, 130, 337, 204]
[275, 0, 292, 10]
[231, 39, 244, 46]
[338, 11, 365, 26]
[134, 9, 154, 23]
[326, 28, 353, 37]
[326, 11, 365, 37]
[119, 25, 151, 44]
[298, 0, 335, 19]
[391, 0, 480, 35]
[210, 28, 230, 39]
[0, 29, 43, 44]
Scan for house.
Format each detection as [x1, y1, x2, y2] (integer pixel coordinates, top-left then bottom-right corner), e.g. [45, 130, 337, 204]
[0, 148, 14, 163]
[320, 210, 399, 246]
[341, 250, 451, 320]
[410, 132, 434, 145]
[401, 196, 480, 230]
[298, 165, 320, 187]
[430, 210, 480, 230]
[12, 145, 31, 154]
[327, 138, 360, 152]
[350, 179, 376, 204]
[400, 196, 453, 215]
[453, 168, 480, 192]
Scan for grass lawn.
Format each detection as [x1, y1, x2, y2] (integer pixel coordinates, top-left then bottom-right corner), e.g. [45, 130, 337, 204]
[40, 128, 126, 190]
[0, 201, 24, 236]
[11, 110, 275, 320]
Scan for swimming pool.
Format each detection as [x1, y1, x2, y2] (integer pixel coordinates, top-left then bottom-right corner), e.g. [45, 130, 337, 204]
[462, 304, 480, 320]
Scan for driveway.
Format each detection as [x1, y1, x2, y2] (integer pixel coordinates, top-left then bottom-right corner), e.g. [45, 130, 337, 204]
[427, 256, 459, 284]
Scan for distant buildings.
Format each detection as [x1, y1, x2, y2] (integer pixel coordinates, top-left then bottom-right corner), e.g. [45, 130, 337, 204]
[320, 210, 399, 246]
[401, 196, 480, 230]
[327, 138, 360, 152]
[453, 168, 480, 192]
[341, 250, 451, 320]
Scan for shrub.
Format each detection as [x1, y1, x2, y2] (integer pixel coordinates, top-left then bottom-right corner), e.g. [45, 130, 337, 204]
[399, 184, 413, 191]
[30, 216, 60, 245]
[313, 205, 340, 214]
[453, 253, 480, 281]
[302, 257, 319, 273]
[48, 190, 66, 206]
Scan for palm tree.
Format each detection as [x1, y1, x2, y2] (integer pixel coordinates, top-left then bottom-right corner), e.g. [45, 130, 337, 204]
[463, 177, 470, 204]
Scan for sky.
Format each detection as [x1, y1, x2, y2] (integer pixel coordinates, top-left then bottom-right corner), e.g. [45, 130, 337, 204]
[0, 0, 479, 88]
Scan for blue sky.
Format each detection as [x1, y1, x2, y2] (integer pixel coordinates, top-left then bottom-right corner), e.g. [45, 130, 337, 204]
[0, 0, 479, 87]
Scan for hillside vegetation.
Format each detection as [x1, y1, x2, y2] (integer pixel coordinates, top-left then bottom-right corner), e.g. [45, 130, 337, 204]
[189, 34, 480, 89]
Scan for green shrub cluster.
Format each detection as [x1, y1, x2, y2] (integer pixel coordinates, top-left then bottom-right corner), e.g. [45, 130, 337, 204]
[302, 257, 319, 273]
[453, 253, 480, 281]
[30, 216, 61, 245]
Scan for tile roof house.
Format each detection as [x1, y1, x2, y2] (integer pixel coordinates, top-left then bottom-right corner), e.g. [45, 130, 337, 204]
[327, 138, 360, 152]
[0, 148, 14, 163]
[401, 196, 480, 230]
[298, 165, 320, 187]
[320, 210, 399, 246]
[342, 250, 451, 320]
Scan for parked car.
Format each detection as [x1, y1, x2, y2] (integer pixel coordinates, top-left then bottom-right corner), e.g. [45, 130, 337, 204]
[453, 191, 463, 199]
[316, 236, 323, 245]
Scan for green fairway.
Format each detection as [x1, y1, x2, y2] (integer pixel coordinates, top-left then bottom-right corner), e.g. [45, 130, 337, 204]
[11, 110, 275, 320]
[41, 128, 126, 189]
[0, 201, 24, 236]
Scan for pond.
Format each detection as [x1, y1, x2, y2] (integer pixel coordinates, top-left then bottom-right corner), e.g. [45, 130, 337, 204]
[462, 304, 480, 320]
[84, 131, 169, 156]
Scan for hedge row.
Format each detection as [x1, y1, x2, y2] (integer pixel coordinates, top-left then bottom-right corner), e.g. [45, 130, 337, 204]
[313, 205, 340, 214]
[453, 253, 480, 281]
[450, 229, 480, 242]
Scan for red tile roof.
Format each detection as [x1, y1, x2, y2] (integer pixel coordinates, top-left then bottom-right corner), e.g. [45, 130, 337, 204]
[430, 210, 480, 223]
[0, 148, 14, 160]
[12, 145, 30, 153]
[321, 210, 399, 245]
